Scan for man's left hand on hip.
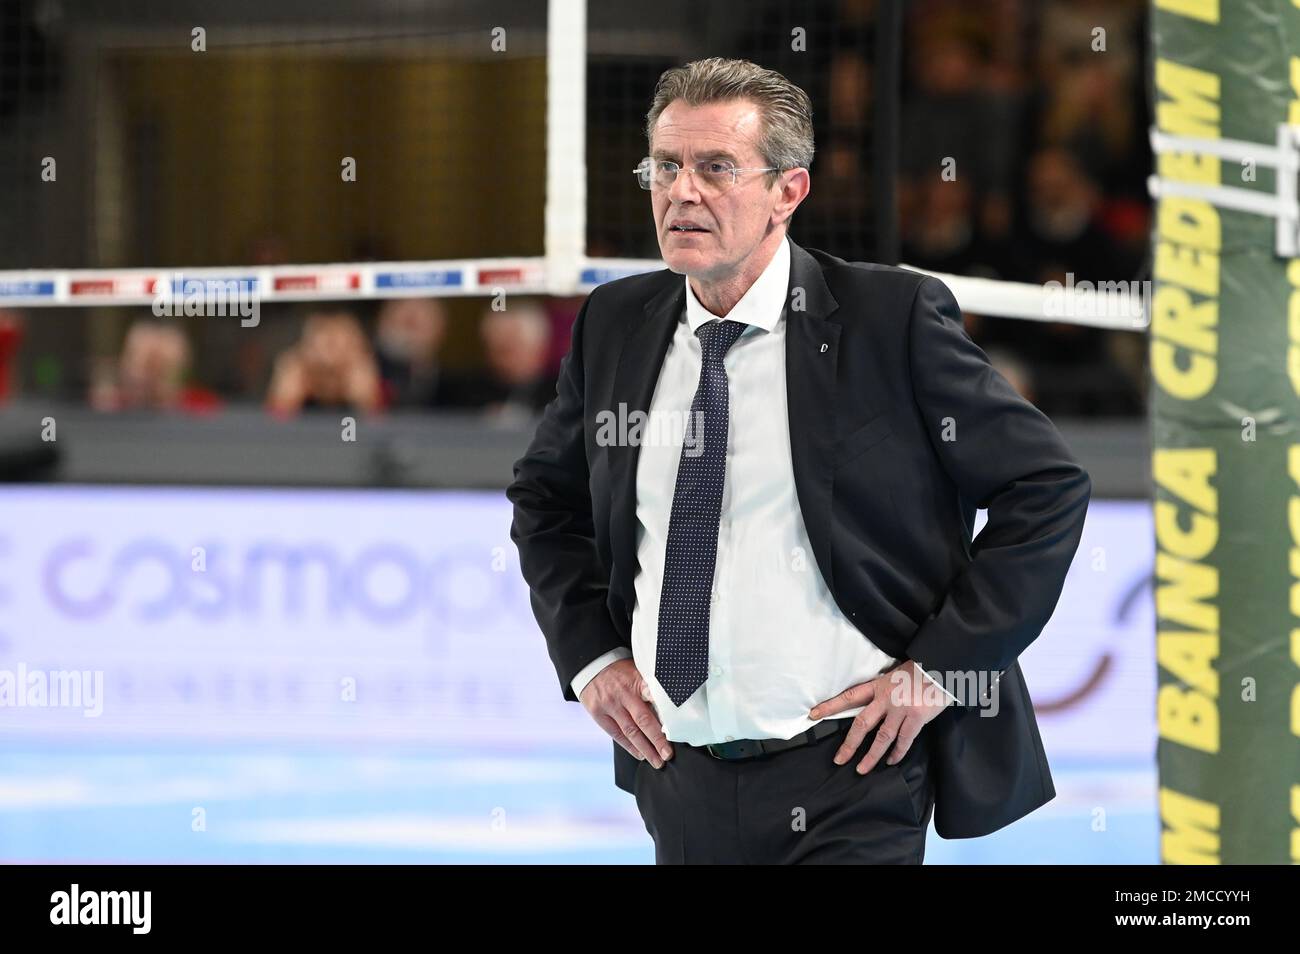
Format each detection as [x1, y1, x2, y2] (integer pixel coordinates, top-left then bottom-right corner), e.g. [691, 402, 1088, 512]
[808, 660, 954, 775]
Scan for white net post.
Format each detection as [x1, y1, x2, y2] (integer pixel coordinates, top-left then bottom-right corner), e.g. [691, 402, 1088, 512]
[545, 0, 586, 297]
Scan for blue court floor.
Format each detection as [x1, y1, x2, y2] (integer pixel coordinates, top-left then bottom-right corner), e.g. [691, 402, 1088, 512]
[0, 743, 1158, 864]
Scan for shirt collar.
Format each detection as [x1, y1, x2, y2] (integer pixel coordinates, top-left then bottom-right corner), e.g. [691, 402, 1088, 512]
[684, 234, 790, 335]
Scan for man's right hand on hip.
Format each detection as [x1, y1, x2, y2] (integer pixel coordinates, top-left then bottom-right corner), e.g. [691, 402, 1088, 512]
[580, 658, 674, 769]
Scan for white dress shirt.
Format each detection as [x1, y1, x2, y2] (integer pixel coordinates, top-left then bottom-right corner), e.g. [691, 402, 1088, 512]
[572, 235, 955, 742]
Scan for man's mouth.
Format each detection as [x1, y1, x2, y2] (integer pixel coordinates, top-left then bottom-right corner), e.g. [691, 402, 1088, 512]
[669, 225, 709, 233]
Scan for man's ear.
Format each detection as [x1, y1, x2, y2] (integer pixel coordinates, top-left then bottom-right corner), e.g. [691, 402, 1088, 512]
[774, 168, 810, 227]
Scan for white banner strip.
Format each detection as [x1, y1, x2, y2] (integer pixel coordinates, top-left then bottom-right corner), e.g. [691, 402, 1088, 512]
[0, 256, 1148, 329]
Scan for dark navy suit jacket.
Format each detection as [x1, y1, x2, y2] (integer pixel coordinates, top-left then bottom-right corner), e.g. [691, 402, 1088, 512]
[507, 238, 1091, 839]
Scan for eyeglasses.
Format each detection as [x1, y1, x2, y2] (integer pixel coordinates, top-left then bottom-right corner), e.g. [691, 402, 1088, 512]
[634, 157, 779, 195]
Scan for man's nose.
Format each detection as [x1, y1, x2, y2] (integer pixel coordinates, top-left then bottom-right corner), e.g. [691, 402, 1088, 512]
[668, 166, 701, 204]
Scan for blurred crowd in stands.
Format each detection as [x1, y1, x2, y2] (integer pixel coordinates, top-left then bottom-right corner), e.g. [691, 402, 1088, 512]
[0, 0, 1152, 422]
[894, 0, 1148, 416]
[731, 0, 1149, 416]
[0, 300, 564, 421]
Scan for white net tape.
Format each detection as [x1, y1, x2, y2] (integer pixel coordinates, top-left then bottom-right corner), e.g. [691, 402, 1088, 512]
[0, 258, 1149, 331]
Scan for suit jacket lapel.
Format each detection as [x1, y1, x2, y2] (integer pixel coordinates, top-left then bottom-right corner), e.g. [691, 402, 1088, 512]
[783, 240, 841, 593]
[608, 275, 683, 620]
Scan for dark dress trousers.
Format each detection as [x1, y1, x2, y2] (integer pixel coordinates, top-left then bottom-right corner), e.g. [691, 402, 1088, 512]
[506, 238, 1091, 840]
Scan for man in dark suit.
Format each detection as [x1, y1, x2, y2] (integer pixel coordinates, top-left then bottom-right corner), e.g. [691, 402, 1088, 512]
[507, 58, 1090, 864]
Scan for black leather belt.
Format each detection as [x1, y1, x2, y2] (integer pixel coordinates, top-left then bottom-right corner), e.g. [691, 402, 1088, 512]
[702, 717, 852, 761]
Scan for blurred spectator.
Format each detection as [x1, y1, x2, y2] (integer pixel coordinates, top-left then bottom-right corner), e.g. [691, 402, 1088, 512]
[90, 319, 221, 414]
[374, 298, 455, 409]
[1009, 148, 1144, 414]
[901, 29, 1021, 220]
[901, 178, 979, 276]
[1017, 147, 1121, 283]
[0, 310, 24, 405]
[266, 310, 382, 417]
[1035, 0, 1143, 195]
[444, 302, 556, 419]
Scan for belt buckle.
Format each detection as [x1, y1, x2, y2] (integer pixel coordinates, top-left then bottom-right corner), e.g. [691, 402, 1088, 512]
[706, 738, 763, 760]
[707, 723, 829, 760]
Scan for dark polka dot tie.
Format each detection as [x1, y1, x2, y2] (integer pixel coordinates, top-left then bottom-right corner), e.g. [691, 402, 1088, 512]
[654, 318, 749, 707]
